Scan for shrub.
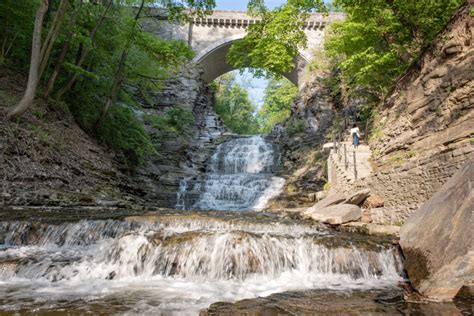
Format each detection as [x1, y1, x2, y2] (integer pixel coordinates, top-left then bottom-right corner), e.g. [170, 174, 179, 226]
[144, 106, 195, 136]
[286, 119, 306, 136]
[96, 106, 156, 168]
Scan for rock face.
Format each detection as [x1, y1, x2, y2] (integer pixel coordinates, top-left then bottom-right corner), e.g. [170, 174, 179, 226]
[134, 65, 228, 207]
[331, 4, 474, 224]
[344, 189, 371, 205]
[400, 161, 473, 301]
[305, 204, 362, 225]
[267, 76, 334, 209]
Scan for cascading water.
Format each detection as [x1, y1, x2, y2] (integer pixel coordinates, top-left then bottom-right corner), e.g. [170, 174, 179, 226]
[0, 214, 404, 314]
[176, 136, 285, 211]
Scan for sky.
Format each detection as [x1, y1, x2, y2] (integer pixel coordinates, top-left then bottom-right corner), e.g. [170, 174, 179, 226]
[233, 70, 268, 107]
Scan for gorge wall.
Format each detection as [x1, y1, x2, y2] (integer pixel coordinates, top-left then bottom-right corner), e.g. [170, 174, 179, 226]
[133, 65, 228, 207]
[333, 4, 473, 224]
[267, 75, 335, 209]
[0, 65, 228, 208]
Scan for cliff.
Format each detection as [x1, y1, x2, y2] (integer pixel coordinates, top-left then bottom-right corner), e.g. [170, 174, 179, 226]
[0, 65, 228, 208]
[333, 3, 473, 224]
[267, 75, 334, 208]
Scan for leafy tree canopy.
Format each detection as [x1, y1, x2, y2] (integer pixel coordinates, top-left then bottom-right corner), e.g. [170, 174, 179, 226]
[213, 73, 261, 135]
[228, 0, 326, 78]
[258, 78, 298, 133]
[325, 0, 463, 105]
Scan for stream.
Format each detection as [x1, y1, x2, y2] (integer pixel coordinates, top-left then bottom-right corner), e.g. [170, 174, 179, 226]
[0, 136, 471, 314]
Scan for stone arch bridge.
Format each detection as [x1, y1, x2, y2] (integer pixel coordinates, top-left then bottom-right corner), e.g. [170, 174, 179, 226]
[143, 10, 344, 87]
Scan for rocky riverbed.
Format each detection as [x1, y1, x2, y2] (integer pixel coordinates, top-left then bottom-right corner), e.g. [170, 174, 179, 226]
[1, 208, 472, 315]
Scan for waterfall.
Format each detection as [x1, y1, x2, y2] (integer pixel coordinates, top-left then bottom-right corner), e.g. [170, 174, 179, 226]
[0, 216, 403, 314]
[177, 136, 285, 211]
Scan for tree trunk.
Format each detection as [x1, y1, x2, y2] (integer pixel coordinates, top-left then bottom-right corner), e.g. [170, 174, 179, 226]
[54, 0, 113, 100]
[44, 0, 85, 98]
[39, 0, 69, 78]
[6, 0, 49, 119]
[95, 0, 145, 128]
[44, 37, 71, 98]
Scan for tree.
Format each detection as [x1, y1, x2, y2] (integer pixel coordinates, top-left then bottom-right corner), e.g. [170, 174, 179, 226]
[214, 73, 261, 135]
[227, 0, 325, 78]
[6, 0, 49, 119]
[324, 0, 463, 107]
[53, 0, 114, 100]
[0, 0, 37, 66]
[258, 78, 297, 133]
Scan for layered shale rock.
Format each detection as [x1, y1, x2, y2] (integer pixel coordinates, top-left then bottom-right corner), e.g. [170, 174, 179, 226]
[333, 4, 474, 224]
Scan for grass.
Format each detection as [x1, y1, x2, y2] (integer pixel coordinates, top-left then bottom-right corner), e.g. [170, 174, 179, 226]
[388, 149, 417, 166]
[286, 184, 297, 193]
[313, 150, 322, 162]
[0, 89, 18, 107]
[369, 125, 384, 143]
[323, 182, 331, 191]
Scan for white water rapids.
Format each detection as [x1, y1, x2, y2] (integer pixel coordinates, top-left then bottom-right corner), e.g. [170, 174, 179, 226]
[176, 136, 285, 211]
[0, 217, 403, 314]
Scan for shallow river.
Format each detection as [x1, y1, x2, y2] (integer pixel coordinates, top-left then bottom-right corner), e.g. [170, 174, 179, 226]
[0, 136, 471, 314]
[0, 212, 405, 314]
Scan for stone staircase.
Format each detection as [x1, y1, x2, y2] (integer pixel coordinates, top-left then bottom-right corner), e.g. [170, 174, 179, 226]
[327, 142, 373, 186]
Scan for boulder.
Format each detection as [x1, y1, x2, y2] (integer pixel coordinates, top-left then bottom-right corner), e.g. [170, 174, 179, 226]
[307, 191, 328, 202]
[305, 204, 361, 225]
[400, 161, 474, 301]
[344, 189, 371, 205]
[305, 193, 346, 214]
[363, 195, 385, 208]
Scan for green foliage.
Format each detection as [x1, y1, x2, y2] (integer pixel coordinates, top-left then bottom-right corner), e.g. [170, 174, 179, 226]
[286, 119, 306, 136]
[323, 182, 331, 191]
[228, 0, 326, 77]
[0, 0, 37, 66]
[96, 106, 156, 168]
[0, 0, 209, 167]
[213, 73, 261, 135]
[144, 107, 195, 136]
[258, 78, 297, 133]
[324, 0, 463, 109]
[213, 73, 297, 135]
[69, 90, 155, 167]
[313, 150, 322, 161]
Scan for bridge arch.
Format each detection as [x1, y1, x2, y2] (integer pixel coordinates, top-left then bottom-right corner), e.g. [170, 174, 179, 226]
[192, 34, 311, 88]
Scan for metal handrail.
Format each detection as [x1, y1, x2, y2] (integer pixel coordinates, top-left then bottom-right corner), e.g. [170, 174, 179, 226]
[332, 134, 358, 181]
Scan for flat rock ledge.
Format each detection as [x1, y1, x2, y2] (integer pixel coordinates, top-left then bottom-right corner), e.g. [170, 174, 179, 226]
[343, 222, 401, 238]
[304, 204, 362, 225]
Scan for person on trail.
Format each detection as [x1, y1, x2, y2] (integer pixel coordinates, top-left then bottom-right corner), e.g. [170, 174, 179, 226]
[350, 124, 360, 149]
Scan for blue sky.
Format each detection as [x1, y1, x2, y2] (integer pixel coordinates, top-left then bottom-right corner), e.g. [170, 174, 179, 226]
[233, 70, 268, 107]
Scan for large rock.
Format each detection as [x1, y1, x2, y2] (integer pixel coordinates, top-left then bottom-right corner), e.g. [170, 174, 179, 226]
[363, 195, 385, 208]
[344, 189, 371, 205]
[305, 193, 346, 213]
[305, 204, 361, 225]
[400, 161, 473, 301]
